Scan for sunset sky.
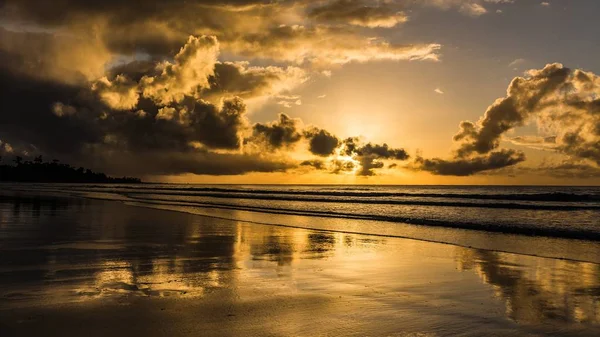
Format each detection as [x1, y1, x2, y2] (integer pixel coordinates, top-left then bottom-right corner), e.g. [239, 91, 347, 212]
[1, 0, 599, 184]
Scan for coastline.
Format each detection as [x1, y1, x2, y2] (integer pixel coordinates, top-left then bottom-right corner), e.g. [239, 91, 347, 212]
[1, 191, 600, 336]
[4, 183, 600, 264]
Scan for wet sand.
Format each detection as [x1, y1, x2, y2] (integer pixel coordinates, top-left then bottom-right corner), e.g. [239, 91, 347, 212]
[1, 192, 599, 336]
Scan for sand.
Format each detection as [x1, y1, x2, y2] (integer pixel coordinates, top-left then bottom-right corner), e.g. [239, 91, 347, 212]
[1, 192, 599, 336]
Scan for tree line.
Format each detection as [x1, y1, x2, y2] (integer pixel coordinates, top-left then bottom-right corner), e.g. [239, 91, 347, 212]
[0, 155, 141, 183]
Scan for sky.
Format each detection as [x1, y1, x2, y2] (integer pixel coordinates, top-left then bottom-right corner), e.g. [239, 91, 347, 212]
[1, 0, 599, 185]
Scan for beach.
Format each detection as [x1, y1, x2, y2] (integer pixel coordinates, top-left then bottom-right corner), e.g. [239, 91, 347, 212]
[1, 189, 600, 336]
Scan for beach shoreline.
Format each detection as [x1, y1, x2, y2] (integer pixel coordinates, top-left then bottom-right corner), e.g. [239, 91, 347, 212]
[1, 191, 600, 336]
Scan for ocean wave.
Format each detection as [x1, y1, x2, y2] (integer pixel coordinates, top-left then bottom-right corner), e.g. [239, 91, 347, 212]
[124, 195, 600, 241]
[115, 191, 598, 210]
[64, 185, 600, 203]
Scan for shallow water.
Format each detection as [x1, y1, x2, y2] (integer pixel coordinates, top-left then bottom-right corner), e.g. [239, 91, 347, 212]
[4, 183, 600, 263]
[1, 191, 599, 336]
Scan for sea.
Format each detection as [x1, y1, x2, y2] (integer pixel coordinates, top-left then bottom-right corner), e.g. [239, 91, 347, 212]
[3, 183, 600, 263]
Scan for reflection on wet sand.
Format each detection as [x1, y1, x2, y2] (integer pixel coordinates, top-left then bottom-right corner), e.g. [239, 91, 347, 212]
[1, 192, 600, 336]
[456, 247, 600, 325]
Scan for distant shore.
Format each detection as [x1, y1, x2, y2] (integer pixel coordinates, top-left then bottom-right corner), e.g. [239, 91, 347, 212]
[0, 157, 141, 183]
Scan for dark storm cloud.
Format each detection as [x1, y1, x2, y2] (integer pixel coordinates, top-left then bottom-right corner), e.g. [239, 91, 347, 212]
[0, 37, 297, 176]
[303, 127, 339, 156]
[151, 96, 248, 150]
[0, 70, 289, 176]
[307, 0, 408, 28]
[0, 58, 103, 157]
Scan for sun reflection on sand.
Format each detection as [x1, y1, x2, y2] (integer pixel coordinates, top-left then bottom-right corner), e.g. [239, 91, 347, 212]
[455, 247, 600, 324]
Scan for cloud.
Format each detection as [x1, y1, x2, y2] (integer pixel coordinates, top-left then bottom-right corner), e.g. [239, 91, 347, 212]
[434, 88, 444, 94]
[0, 27, 111, 84]
[337, 137, 410, 176]
[420, 0, 515, 17]
[300, 159, 326, 170]
[140, 36, 220, 105]
[89, 35, 220, 109]
[508, 58, 525, 68]
[224, 25, 441, 67]
[533, 161, 600, 179]
[307, 0, 409, 28]
[206, 62, 307, 101]
[252, 113, 303, 149]
[460, 3, 487, 16]
[340, 138, 410, 160]
[487, 160, 600, 179]
[0, 33, 308, 176]
[414, 63, 600, 176]
[541, 2, 550, 6]
[508, 135, 557, 150]
[0, 0, 442, 69]
[0, 140, 14, 156]
[92, 75, 140, 110]
[304, 128, 340, 156]
[412, 149, 525, 176]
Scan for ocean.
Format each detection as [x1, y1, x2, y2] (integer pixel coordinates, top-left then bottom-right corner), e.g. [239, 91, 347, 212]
[4, 183, 600, 263]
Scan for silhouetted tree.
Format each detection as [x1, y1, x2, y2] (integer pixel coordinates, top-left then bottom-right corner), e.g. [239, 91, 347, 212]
[0, 156, 141, 183]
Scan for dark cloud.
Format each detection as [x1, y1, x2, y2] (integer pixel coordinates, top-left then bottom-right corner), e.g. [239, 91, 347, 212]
[413, 149, 526, 176]
[331, 159, 356, 174]
[300, 159, 326, 170]
[304, 127, 339, 156]
[0, 60, 102, 157]
[152, 96, 248, 150]
[340, 137, 409, 160]
[252, 113, 303, 149]
[532, 161, 600, 180]
[0, 27, 110, 83]
[356, 155, 385, 176]
[481, 160, 600, 180]
[358, 142, 410, 160]
[0, 34, 299, 176]
[337, 137, 410, 176]
[204, 62, 306, 101]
